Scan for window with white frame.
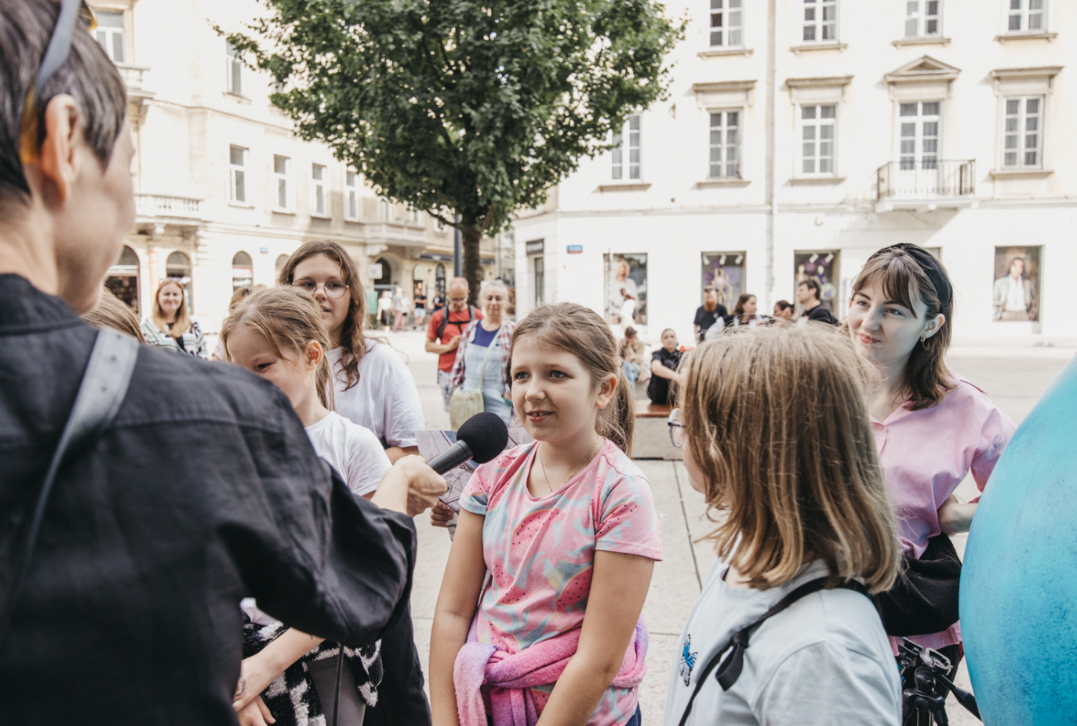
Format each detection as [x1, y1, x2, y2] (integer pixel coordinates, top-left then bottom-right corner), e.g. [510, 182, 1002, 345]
[709, 111, 741, 178]
[710, 0, 743, 47]
[310, 164, 327, 216]
[272, 155, 291, 211]
[905, 0, 941, 37]
[1003, 97, 1044, 168]
[802, 0, 838, 42]
[379, 199, 391, 221]
[799, 105, 837, 175]
[94, 10, 124, 63]
[1007, 0, 1046, 32]
[611, 114, 641, 180]
[345, 170, 359, 221]
[226, 42, 243, 95]
[407, 207, 420, 224]
[229, 146, 248, 204]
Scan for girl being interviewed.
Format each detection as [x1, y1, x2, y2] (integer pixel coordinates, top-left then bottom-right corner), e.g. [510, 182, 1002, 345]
[431, 302, 662, 726]
[664, 325, 904, 725]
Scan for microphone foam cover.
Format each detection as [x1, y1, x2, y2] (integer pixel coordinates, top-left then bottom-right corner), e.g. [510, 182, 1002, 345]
[456, 412, 510, 464]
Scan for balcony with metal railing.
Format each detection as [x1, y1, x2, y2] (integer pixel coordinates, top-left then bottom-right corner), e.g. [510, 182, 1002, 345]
[875, 159, 977, 212]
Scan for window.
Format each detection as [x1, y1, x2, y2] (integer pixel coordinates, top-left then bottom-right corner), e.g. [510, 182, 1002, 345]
[226, 42, 243, 95]
[345, 170, 359, 221]
[310, 164, 327, 216]
[611, 114, 641, 180]
[709, 111, 741, 178]
[272, 156, 291, 211]
[710, 0, 743, 47]
[1008, 0, 1046, 32]
[94, 10, 124, 63]
[232, 252, 253, 290]
[379, 199, 391, 221]
[1003, 97, 1043, 168]
[407, 207, 420, 224]
[275, 254, 289, 273]
[799, 105, 837, 175]
[899, 101, 940, 171]
[803, 0, 838, 42]
[229, 146, 248, 204]
[533, 256, 545, 306]
[905, 0, 941, 37]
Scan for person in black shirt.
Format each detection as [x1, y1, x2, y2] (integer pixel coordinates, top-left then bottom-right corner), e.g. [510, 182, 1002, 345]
[647, 328, 685, 406]
[797, 279, 839, 325]
[693, 287, 728, 342]
[0, 5, 445, 723]
[723, 293, 770, 329]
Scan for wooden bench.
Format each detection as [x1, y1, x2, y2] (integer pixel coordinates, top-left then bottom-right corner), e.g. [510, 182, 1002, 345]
[632, 401, 681, 460]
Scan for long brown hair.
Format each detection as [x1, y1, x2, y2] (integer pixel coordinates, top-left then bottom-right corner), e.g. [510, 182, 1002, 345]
[681, 325, 902, 593]
[851, 247, 955, 410]
[732, 293, 755, 317]
[278, 241, 368, 391]
[151, 279, 192, 339]
[83, 287, 144, 342]
[510, 303, 635, 455]
[220, 287, 334, 408]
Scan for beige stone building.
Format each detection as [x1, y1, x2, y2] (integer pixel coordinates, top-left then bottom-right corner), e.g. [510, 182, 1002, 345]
[97, 0, 509, 334]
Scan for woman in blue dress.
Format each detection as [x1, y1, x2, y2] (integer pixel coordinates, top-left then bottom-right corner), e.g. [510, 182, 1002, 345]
[449, 280, 516, 426]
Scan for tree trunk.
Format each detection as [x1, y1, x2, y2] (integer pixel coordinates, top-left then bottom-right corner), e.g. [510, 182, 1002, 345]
[461, 221, 483, 307]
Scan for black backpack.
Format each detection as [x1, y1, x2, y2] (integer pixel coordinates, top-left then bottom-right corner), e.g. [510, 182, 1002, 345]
[437, 305, 476, 340]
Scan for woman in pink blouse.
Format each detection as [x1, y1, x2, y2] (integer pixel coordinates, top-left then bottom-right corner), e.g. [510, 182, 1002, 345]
[846, 244, 1015, 712]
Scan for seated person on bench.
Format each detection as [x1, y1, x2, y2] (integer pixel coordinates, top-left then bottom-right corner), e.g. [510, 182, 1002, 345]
[648, 328, 684, 407]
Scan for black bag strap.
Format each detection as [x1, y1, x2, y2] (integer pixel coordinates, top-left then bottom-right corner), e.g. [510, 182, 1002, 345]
[0, 329, 139, 645]
[437, 304, 474, 340]
[676, 577, 871, 726]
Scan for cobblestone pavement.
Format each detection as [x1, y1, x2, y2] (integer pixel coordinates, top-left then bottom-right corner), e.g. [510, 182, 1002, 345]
[381, 328, 1074, 725]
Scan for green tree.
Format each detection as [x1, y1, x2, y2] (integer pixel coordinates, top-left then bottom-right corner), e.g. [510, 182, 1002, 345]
[223, 0, 682, 303]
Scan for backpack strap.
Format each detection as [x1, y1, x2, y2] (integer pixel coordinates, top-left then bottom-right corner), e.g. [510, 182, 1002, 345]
[0, 329, 139, 646]
[437, 305, 475, 341]
[676, 577, 870, 726]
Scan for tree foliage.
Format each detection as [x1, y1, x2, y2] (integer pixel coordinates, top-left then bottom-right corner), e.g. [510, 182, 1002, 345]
[224, 0, 682, 299]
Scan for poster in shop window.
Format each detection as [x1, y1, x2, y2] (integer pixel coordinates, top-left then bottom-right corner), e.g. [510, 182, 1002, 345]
[793, 251, 841, 314]
[993, 246, 1040, 322]
[700, 252, 746, 311]
[604, 253, 648, 326]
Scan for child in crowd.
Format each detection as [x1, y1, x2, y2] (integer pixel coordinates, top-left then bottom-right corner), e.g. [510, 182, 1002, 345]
[222, 287, 392, 726]
[664, 325, 903, 725]
[430, 302, 662, 726]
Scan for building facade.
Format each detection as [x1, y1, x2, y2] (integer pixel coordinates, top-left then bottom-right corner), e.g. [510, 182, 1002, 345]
[98, 0, 508, 334]
[513, 0, 1075, 345]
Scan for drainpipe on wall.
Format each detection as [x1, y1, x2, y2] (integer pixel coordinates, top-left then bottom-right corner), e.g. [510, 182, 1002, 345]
[765, 0, 778, 308]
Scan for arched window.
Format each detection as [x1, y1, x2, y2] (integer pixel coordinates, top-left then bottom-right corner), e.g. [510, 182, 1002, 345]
[232, 251, 253, 289]
[275, 254, 289, 274]
[106, 245, 140, 314]
[166, 251, 194, 312]
[373, 256, 392, 291]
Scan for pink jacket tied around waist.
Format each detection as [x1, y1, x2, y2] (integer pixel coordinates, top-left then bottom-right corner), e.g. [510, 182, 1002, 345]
[454, 619, 648, 726]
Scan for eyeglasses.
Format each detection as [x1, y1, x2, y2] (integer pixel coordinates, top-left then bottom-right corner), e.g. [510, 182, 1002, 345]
[19, 0, 97, 164]
[292, 280, 349, 299]
[667, 407, 686, 448]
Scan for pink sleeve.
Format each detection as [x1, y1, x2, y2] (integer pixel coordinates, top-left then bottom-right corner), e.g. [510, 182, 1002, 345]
[595, 472, 663, 561]
[460, 461, 492, 516]
[971, 406, 1017, 494]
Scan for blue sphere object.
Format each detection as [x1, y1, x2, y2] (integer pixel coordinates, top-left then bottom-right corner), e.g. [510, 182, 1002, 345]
[962, 355, 1077, 725]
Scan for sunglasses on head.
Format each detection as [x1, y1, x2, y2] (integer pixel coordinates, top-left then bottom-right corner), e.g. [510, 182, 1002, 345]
[19, 0, 98, 164]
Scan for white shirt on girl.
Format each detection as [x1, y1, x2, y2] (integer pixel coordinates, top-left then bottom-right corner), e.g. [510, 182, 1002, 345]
[664, 559, 900, 726]
[329, 340, 426, 449]
[241, 411, 391, 626]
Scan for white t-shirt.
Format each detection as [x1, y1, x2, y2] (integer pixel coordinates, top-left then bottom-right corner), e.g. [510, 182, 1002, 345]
[664, 559, 900, 726]
[1004, 275, 1025, 312]
[329, 340, 426, 449]
[306, 411, 391, 497]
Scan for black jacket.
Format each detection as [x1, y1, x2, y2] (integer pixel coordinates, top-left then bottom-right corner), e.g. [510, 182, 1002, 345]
[0, 275, 417, 725]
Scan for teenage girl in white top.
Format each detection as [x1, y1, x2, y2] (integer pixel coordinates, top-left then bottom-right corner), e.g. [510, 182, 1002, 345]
[279, 241, 425, 463]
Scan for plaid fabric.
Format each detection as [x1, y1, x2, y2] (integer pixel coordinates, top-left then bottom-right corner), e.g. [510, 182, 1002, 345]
[241, 618, 382, 726]
[449, 320, 515, 397]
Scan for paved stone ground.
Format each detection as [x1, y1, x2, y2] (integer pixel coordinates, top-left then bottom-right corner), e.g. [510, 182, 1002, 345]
[380, 328, 1073, 725]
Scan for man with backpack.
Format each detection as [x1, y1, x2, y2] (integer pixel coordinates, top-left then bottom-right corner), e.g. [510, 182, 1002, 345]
[425, 277, 483, 410]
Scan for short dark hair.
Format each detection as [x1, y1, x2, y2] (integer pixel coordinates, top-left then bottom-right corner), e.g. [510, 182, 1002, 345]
[798, 278, 821, 301]
[0, 1, 127, 214]
[774, 299, 793, 312]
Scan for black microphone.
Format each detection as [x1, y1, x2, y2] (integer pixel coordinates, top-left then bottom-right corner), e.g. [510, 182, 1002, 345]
[427, 412, 509, 474]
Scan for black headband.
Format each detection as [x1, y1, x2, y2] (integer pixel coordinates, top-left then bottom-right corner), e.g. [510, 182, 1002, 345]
[868, 243, 953, 311]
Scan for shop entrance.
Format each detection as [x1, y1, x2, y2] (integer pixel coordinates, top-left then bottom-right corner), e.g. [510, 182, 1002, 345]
[105, 245, 140, 314]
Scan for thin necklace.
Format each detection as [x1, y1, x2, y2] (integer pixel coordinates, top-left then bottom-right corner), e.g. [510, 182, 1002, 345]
[539, 436, 602, 494]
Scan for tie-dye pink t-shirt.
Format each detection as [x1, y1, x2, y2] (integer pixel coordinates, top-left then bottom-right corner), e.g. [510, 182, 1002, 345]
[460, 439, 663, 725]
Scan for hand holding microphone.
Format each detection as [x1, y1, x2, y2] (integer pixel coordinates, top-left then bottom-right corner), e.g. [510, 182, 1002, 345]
[372, 413, 509, 518]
